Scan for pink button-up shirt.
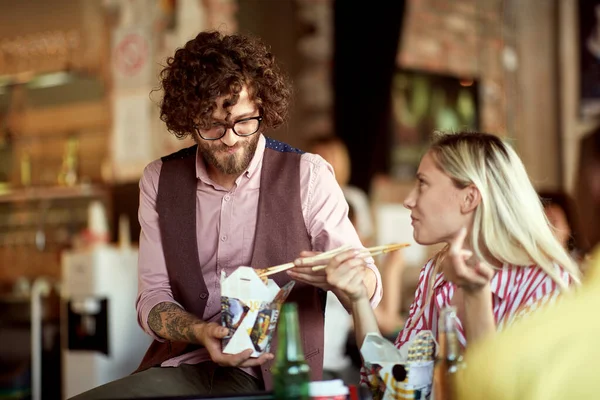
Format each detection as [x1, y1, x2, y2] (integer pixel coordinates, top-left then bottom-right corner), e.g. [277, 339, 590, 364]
[136, 135, 382, 371]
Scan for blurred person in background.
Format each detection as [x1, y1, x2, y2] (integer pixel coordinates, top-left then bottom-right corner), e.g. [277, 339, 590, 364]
[576, 125, 600, 274]
[538, 189, 585, 264]
[308, 136, 375, 245]
[297, 131, 581, 390]
[322, 199, 358, 384]
[455, 127, 600, 400]
[307, 135, 374, 382]
[308, 137, 404, 381]
[372, 249, 406, 338]
[323, 201, 407, 384]
[71, 31, 382, 400]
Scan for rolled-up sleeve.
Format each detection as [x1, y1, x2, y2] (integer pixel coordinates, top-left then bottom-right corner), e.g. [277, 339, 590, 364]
[299, 153, 382, 308]
[136, 159, 183, 341]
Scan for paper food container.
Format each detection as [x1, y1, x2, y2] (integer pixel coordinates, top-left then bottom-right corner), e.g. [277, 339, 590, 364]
[360, 332, 436, 400]
[220, 266, 295, 357]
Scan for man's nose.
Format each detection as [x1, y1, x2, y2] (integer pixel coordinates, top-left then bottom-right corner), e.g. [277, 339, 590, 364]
[220, 128, 240, 147]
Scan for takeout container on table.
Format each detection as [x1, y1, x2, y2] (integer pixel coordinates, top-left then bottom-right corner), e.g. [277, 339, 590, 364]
[361, 332, 436, 400]
[220, 266, 295, 357]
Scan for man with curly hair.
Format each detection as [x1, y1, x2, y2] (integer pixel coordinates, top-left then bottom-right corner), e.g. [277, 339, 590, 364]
[70, 31, 381, 399]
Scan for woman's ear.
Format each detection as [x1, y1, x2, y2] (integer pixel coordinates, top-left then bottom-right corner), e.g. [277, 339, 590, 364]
[461, 185, 481, 214]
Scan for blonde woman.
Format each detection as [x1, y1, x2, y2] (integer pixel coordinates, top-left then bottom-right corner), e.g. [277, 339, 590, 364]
[295, 131, 580, 385]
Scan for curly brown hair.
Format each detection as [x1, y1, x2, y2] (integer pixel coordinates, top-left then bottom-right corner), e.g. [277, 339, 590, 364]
[159, 31, 292, 139]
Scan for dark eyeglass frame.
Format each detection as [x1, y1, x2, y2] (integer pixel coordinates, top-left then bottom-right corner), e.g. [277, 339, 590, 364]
[194, 116, 263, 141]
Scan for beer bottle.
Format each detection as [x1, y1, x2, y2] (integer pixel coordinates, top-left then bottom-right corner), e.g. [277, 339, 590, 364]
[272, 302, 311, 400]
[432, 306, 463, 400]
[444, 308, 464, 379]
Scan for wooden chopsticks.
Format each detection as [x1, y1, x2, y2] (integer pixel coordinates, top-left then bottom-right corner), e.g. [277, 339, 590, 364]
[255, 245, 353, 278]
[255, 243, 410, 278]
[311, 242, 410, 271]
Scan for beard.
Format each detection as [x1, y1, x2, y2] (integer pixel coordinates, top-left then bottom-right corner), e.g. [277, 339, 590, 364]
[197, 134, 260, 176]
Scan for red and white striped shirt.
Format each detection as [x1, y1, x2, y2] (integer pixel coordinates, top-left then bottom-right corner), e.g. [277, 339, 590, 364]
[360, 258, 571, 385]
[396, 258, 571, 350]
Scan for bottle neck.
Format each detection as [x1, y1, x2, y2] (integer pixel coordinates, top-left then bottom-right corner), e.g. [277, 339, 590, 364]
[446, 330, 460, 364]
[438, 307, 459, 360]
[441, 307, 462, 368]
[277, 304, 305, 362]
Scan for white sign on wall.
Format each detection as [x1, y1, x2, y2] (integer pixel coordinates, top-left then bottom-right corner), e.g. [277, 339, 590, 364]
[111, 26, 152, 90]
[111, 91, 153, 182]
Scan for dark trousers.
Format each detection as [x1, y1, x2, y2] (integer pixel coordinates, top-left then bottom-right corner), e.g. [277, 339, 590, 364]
[69, 362, 264, 400]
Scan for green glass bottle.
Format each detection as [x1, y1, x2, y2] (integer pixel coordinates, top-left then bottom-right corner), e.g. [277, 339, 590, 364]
[272, 303, 310, 400]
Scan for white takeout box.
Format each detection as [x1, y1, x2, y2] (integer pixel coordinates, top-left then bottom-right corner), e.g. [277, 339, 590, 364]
[361, 332, 436, 400]
[220, 266, 295, 357]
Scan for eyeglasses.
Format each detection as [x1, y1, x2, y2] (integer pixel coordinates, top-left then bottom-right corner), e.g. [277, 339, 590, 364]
[194, 116, 263, 141]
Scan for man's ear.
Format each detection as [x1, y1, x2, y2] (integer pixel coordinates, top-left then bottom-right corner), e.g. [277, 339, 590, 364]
[461, 185, 481, 214]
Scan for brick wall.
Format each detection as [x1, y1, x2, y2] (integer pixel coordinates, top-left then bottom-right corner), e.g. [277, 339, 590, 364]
[399, 0, 564, 190]
[237, 0, 511, 151]
[399, 0, 508, 136]
[373, 0, 564, 204]
[372, 0, 513, 203]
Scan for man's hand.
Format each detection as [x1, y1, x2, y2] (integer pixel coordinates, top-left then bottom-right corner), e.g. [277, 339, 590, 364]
[289, 250, 336, 290]
[148, 303, 272, 367]
[293, 249, 368, 302]
[196, 322, 273, 367]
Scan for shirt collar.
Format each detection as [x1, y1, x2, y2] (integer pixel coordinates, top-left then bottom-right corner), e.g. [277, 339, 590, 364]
[434, 262, 510, 300]
[244, 134, 265, 179]
[194, 134, 266, 183]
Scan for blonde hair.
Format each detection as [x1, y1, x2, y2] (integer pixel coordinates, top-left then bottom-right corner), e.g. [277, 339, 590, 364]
[407, 132, 580, 330]
[429, 131, 580, 287]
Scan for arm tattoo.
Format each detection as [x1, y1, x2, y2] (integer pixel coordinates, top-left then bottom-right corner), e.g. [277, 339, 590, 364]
[147, 302, 203, 343]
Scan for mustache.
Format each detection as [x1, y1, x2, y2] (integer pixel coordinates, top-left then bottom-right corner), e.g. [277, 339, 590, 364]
[215, 143, 244, 152]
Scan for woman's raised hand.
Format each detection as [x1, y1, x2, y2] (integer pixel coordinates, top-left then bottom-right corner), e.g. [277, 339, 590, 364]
[445, 228, 495, 293]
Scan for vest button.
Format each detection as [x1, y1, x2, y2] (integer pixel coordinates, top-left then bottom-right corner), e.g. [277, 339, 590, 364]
[199, 293, 208, 299]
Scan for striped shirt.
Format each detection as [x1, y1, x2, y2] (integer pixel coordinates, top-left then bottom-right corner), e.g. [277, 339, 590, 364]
[360, 258, 571, 386]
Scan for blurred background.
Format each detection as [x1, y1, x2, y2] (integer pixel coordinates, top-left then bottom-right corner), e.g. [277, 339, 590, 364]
[0, 0, 598, 398]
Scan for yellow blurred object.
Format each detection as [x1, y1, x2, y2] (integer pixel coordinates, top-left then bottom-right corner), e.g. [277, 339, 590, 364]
[20, 152, 31, 187]
[455, 246, 600, 400]
[58, 135, 79, 187]
[0, 182, 10, 195]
